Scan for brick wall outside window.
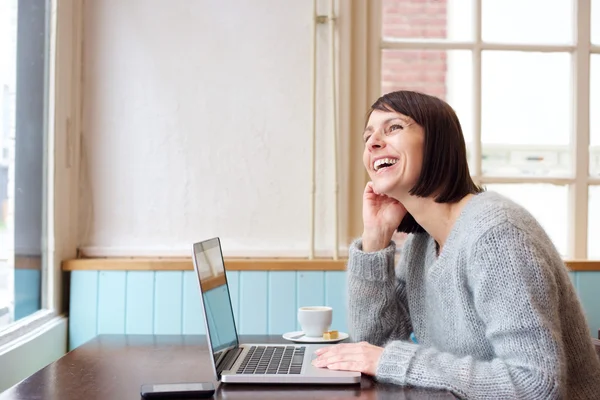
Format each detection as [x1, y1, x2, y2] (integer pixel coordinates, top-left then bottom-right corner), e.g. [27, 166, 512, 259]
[381, 0, 448, 99]
[381, 0, 448, 245]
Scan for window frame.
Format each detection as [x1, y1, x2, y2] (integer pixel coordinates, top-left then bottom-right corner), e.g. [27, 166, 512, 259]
[0, 0, 82, 345]
[349, 0, 599, 259]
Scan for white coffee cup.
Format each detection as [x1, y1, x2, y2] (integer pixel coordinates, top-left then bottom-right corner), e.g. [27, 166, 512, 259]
[297, 306, 332, 337]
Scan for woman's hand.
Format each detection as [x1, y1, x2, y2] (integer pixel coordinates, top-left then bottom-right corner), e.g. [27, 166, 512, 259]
[362, 182, 407, 252]
[311, 342, 384, 376]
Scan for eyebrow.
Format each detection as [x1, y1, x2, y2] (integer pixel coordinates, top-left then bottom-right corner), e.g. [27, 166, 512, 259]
[363, 117, 408, 135]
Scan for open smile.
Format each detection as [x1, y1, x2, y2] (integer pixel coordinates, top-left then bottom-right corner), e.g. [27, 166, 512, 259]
[373, 158, 398, 173]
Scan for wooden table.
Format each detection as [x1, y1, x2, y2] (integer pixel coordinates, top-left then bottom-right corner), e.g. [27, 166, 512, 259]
[0, 335, 455, 399]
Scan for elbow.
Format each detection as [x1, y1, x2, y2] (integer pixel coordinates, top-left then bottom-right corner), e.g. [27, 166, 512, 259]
[515, 368, 563, 400]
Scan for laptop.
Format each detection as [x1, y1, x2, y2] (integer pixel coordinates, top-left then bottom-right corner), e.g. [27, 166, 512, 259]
[191, 237, 361, 384]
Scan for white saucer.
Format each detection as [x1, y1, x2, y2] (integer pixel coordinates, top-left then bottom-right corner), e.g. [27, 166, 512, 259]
[282, 331, 349, 344]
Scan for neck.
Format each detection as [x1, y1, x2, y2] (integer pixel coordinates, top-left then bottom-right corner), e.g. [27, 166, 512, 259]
[394, 191, 474, 250]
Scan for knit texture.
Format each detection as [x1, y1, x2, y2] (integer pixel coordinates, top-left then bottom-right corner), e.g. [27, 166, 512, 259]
[347, 191, 600, 399]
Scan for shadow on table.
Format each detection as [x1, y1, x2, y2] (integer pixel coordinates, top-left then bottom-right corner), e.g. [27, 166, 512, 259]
[217, 377, 456, 400]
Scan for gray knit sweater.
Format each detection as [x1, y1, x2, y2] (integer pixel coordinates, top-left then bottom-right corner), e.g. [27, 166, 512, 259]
[347, 191, 600, 399]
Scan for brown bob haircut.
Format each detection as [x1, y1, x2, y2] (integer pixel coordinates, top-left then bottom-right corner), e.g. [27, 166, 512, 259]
[366, 90, 484, 234]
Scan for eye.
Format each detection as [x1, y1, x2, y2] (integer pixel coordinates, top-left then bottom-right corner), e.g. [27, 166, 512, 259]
[388, 124, 404, 132]
[363, 134, 371, 143]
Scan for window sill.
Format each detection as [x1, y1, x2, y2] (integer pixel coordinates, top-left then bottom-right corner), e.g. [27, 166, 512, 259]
[0, 314, 67, 392]
[0, 309, 58, 349]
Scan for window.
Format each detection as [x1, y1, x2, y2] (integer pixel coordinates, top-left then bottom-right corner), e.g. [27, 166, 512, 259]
[0, 0, 49, 329]
[378, 0, 598, 258]
[589, 186, 600, 259]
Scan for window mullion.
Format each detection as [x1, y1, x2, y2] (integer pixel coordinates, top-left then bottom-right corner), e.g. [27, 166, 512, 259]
[48, 0, 84, 313]
[472, 0, 482, 183]
[480, 177, 575, 185]
[570, 0, 591, 259]
[368, 0, 382, 104]
[381, 40, 574, 53]
[589, 177, 600, 185]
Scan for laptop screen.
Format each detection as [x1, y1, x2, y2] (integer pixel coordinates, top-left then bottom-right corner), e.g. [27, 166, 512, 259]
[192, 238, 238, 359]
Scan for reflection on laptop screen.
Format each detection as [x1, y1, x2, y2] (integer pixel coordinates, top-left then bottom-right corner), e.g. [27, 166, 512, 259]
[194, 238, 238, 354]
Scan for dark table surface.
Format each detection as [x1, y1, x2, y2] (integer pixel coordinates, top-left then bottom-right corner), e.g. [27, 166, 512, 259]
[0, 334, 455, 399]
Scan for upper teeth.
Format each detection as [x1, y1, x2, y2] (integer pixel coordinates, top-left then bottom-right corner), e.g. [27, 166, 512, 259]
[374, 158, 398, 170]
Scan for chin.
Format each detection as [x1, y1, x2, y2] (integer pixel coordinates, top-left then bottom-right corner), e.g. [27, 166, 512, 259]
[372, 179, 395, 196]
[373, 177, 412, 199]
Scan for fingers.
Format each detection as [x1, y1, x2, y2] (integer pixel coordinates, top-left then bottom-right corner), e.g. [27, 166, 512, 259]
[325, 361, 363, 372]
[313, 353, 363, 370]
[364, 181, 375, 195]
[365, 181, 385, 197]
[312, 352, 370, 374]
[312, 342, 381, 376]
[315, 342, 362, 356]
[313, 343, 371, 365]
[314, 353, 346, 366]
[366, 182, 386, 196]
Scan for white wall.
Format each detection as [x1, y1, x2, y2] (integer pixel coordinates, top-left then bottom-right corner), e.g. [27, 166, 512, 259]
[80, 0, 346, 257]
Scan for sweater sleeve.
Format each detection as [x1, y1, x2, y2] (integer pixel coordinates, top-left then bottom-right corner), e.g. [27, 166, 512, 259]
[374, 222, 566, 400]
[346, 238, 413, 345]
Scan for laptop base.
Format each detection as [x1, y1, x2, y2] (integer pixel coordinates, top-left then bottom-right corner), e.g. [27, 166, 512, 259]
[221, 343, 361, 384]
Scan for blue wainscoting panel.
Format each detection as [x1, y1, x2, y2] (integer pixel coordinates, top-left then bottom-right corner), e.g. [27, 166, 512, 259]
[154, 271, 183, 334]
[568, 271, 576, 287]
[574, 271, 600, 336]
[68, 269, 599, 351]
[182, 271, 205, 334]
[268, 272, 296, 334]
[125, 271, 155, 334]
[97, 271, 126, 334]
[239, 272, 268, 334]
[296, 271, 325, 331]
[69, 271, 99, 349]
[325, 271, 347, 334]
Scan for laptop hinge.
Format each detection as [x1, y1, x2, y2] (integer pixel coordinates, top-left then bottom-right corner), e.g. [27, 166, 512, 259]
[217, 347, 243, 375]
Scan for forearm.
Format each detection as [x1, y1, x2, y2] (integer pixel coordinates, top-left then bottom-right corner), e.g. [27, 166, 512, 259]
[376, 341, 563, 399]
[347, 239, 412, 345]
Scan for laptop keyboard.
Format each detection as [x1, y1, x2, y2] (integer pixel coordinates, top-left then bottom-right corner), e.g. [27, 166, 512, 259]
[236, 346, 305, 374]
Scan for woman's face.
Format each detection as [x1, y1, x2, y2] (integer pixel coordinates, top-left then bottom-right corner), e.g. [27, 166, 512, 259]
[362, 109, 424, 196]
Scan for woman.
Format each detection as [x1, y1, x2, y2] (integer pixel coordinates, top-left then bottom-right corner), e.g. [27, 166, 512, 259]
[312, 91, 600, 399]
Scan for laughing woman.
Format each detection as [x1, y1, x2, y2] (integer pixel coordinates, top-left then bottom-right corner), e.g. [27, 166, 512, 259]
[312, 91, 600, 399]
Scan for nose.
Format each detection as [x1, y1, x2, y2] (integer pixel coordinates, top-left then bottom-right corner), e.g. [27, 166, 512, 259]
[366, 129, 385, 152]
